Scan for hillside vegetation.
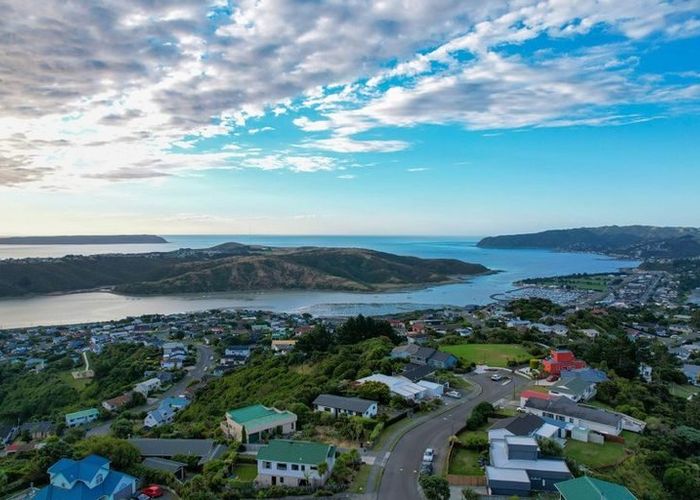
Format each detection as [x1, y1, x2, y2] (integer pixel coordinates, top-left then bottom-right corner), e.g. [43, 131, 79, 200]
[478, 225, 700, 259]
[0, 244, 489, 297]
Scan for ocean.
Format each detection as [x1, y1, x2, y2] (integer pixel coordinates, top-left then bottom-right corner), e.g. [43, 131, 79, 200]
[0, 235, 639, 328]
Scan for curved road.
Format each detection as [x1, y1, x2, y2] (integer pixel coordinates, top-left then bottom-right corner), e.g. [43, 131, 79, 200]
[377, 371, 527, 500]
[87, 344, 213, 436]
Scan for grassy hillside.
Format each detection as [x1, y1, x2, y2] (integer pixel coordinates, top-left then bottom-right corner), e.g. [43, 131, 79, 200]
[477, 225, 700, 259]
[0, 244, 490, 297]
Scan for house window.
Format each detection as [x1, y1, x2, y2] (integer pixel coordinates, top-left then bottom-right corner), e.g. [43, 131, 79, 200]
[277, 463, 288, 470]
[310, 465, 318, 471]
[263, 461, 271, 469]
[569, 417, 574, 423]
[291, 464, 299, 471]
[280, 477, 284, 484]
[301, 465, 306, 471]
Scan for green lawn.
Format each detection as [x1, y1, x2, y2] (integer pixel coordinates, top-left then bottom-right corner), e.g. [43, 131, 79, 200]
[448, 448, 484, 476]
[670, 383, 700, 399]
[230, 463, 257, 482]
[564, 431, 639, 470]
[58, 370, 90, 391]
[441, 344, 531, 367]
[348, 464, 371, 494]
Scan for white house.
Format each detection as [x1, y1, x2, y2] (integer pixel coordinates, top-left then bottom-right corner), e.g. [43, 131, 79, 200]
[356, 374, 429, 401]
[524, 397, 622, 436]
[134, 378, 161, 396]
[256, 440, 335, 488]
[417, 380, 444, 398]
[312, 394, 378, 418]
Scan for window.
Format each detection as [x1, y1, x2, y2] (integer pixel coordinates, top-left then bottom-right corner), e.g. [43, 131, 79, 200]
[310, 466, 318, 471]
[276, 463, 288, 470]
[280, 477, 284, 484]
[291, 464, 299, 471]
[301, 465, 306, 471]
[263, 461, 271, 469]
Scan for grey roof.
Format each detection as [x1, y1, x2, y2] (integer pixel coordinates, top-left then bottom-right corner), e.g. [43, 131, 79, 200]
[20, 421, 55, 434]
[504, 415, 545, 436]
[391, 344, 420, 355]
[313, 394, 375, 413]
[485, 466, 531, 484]
[402, 363, 436, 382]
[551, 377, 594, 396]
[413, 346, 435, 360]
[525, 397, 621, 427]
[490, 439, 571, 474]
[429, 350, 456, 363]
[128, 438, 228, 464]
[142, 457, 186, 474]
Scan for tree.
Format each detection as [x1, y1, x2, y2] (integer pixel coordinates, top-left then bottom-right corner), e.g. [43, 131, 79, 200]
[295, 325, 334, 354]
[73, 436, 140, 470]
[111, 418, 133, 439]
[462, 488, 479, 500]
[537, 437, 563, 457]
[335, 315, 399, 345]
[356, 381, 391, 404]
[419, 475, 450, 500]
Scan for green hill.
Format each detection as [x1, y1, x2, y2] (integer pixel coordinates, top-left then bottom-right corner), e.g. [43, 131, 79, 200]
[0, 243, 490, 297]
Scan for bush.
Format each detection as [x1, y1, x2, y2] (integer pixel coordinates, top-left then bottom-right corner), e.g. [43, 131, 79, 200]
[462, 488, 479, 500]
[419, 475, 450, 500]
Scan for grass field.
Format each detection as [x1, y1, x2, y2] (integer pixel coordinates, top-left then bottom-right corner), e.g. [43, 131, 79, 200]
[58, 370, 90, 391]
[670, 383, 700, 399]
[231, 464, 257, 482]
[348, 464, 371, 493]
[525, 274, 616, 292]
[448, 448, 483, 475]
[441, 343, 531, 367]
[564, 432, 639, 470]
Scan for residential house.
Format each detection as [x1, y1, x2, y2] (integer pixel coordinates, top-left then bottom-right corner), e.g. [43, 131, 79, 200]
[102, 392, 134, 413]
[313, 394, 378, 418]
[222, 346, 252, 366]
[486, 436, 572, 495]
[639, 363, 653, 383]
[488, 414, 562, 443]
[256, 439, 336, 488]
[555, 476, 638, 500]
[134, 377, 161, 396]
[128, 438, 228, 466]
[161, 342, 187, 369]
[542, 349, 586, 376]
[271, 340, 297, 355]
[524, 397, 623, 436]
[560, 368, 609, 384]
[390, 345, 458, 369]
[682, 364, 700, 386]
[33, 454, 136, 500]
[417, 380, 444, 398]
[548, 377, 597, 402]
[356, 374, 429, 401]
[142, 457, 187, 481]
[144, 397, 190, 428]
[221, 404, 297, 443]
[19, 421, 55, 440]
[65, 408, 100, 427]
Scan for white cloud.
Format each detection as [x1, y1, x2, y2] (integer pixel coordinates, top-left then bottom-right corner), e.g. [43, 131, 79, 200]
[303, 137, 410, 153]
[242, 154, 336, 173]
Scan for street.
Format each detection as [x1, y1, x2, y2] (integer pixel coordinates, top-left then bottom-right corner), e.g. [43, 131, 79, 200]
[87, 344, 213, 437]
[376, 371, 528, 500]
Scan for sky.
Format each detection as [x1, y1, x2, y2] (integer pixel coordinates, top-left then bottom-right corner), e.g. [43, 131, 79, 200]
[1, 0, 699, 236]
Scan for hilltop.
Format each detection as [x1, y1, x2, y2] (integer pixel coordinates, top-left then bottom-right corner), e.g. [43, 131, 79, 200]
[0, 235, 167, 245]
[477, 225, 700, 259]
[0, 243, 490, 297]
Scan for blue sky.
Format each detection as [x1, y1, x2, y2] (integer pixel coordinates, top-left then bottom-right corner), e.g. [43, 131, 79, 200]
[1, 1, 699, 235]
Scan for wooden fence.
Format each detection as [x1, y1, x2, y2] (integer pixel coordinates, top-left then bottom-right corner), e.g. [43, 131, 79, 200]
[446, 474, 487, 486]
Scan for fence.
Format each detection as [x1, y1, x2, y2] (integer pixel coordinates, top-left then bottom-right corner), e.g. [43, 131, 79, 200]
[446, 474, 487, 487]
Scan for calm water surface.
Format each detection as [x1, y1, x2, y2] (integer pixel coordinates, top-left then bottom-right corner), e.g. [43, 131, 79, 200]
[0, 236, 639, 328]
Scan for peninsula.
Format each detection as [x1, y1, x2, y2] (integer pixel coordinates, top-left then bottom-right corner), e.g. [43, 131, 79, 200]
[478, 225, 700, 259]
[0, 242, 490, 297]
[0, 235, 168, 245]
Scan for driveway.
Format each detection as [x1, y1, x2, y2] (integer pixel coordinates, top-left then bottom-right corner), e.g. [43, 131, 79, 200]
[87, 344, 213, 437]
[376, 371, 527, 500]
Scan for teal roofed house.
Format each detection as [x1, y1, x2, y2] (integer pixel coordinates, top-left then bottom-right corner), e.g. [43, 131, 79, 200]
[256, 439, 336, 488]
[221, 404, 297, 443]
[555, 476, 637, 500]
[65, 408, 100, 427]
[33, 454, 136, 500]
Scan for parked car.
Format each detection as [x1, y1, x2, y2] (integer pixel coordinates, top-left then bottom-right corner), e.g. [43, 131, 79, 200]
[422, 448, 435, 463]
[141, 485, 164, 498]
[516, 406, 526, 413]
[490, 373, 503, 381]
[445, 390, 461, 398]
[546, 374, 560, 382]
[420, 462, 433, 475]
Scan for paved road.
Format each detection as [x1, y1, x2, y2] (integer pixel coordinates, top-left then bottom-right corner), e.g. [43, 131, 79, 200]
[377, 372, 528, 500]
[87, 344, 213, 436]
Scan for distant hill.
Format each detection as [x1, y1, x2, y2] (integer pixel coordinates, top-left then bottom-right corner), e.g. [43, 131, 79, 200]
[477, 225, 700, 259]
[0, 243, 490, 297]
[0, 235, 167, 245]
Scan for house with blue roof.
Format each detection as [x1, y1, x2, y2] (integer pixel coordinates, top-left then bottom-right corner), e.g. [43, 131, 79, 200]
[33, 454, 136, 500]
[144, 396, 190, 428]
[560, 367, 609, 384]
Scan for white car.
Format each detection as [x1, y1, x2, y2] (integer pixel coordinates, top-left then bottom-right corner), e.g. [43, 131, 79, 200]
[422, 448, 435, 463]
[445, 390, 461, 399]
[490, 373, 503, 381]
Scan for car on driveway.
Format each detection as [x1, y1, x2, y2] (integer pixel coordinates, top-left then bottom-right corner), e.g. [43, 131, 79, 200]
[422, 448, 435, 463]
[445, 390, 461, 398]
[490, 373, 503, 381]
[141, 485, 164, 498]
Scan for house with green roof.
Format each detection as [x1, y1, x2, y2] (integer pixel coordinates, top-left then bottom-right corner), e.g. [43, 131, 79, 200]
[65, 408, 100, 427]
[555, 476, 637, 500]
[256, 439, 336, 488]
[221, 404, 297, 443]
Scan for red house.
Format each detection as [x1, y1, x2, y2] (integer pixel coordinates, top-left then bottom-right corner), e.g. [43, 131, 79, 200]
[542, 349, 586, 375]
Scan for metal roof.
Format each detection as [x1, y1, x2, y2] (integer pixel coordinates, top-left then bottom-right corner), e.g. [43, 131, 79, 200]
[313, 394, 375, 413]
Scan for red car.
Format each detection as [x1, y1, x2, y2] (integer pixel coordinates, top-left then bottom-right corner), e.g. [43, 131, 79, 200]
[141, 485, 164, 498]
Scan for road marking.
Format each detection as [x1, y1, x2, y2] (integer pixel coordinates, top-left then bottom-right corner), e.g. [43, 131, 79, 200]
[501, 379, 512, 385]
